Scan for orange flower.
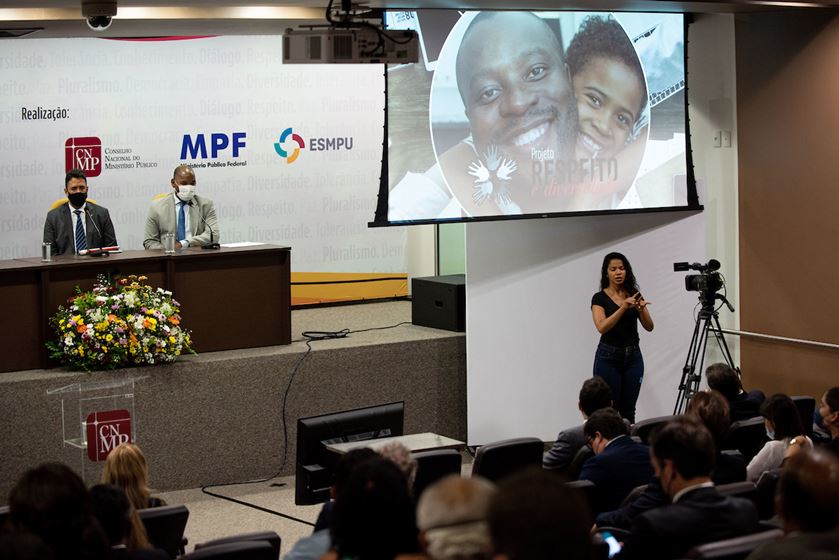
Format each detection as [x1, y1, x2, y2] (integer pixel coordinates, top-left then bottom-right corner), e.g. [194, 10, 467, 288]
[169, 316, 180, 325]
[77, 324, 87, 334]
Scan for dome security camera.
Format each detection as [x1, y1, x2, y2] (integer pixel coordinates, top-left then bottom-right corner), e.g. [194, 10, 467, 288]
[86, 15, 112, 31]
[82, 1, 117, 32]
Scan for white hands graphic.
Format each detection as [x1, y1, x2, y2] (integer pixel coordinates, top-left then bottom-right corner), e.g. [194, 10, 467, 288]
[467, 161, 490, 184]
[496, 158, 517, 181]
[484, 145, 502, 171]
[467, 146, 518, 207]
[473, 181, 493, 205]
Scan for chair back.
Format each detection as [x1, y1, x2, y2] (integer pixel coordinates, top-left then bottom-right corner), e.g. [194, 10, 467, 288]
[620, 483, 649, 507]
[722, 417, 769, 463]
[716, 481, 757, 504]
[566, 479, 597, 514]
[631, 414, 676, 444]
[470, 437, 543, 482]
[139, 504, 189, 559]
[754, 468, 783, 520]
[791, 396, 816, 436]
[194, 531, 281, 559]
[412, 449, 462, 499]
[683, 529, 783, 559]
[0, 505, 9, 531]
[566, 444, 595, 480]
[185, 541, 275, 560]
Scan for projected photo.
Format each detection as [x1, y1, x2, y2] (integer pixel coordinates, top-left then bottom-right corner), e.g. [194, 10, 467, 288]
[385, 11, 689, 223]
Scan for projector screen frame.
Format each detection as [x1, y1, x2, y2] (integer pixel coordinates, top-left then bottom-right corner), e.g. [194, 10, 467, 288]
[371, 10, 699, 228]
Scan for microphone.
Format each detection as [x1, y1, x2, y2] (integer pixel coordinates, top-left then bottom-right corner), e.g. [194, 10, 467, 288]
[86, 208, 103, 239]
[198, 208, 220, 250]
[83, 208, 111, 256]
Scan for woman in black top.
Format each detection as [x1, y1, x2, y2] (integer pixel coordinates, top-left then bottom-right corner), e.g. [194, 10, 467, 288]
[591, 252, 654, 422]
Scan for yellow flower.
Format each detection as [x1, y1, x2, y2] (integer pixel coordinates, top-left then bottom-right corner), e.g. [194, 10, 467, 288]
[105, 334, 113, 342]
[169, 336, 176, 344]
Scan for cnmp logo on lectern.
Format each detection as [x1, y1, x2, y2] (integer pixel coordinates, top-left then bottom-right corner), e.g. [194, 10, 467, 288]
[274, 127, 306, 164]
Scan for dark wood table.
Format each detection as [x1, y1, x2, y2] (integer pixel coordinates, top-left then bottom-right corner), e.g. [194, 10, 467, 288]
[0, 245, 291, 373]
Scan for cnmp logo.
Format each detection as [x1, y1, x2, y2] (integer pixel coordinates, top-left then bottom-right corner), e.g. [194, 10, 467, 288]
[274, 127, 305, 164]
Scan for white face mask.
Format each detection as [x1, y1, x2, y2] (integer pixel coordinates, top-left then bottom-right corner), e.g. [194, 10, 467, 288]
[177, 184, 196, 202]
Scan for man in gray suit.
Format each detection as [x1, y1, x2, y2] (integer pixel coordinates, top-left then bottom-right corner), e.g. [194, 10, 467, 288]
[543, 376, 613, 472]
[43, 169, 117, 256]
[144, 165, 219, 250]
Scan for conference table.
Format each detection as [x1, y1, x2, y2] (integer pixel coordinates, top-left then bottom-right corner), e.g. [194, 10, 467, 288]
[0, 244, 291, 373]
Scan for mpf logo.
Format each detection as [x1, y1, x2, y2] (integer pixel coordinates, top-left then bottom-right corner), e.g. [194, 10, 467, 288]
[274, 127, 305, 164]
[65, 137, 102, 177]
[86, 409, 132, 462]
[181, 132, 246, 159]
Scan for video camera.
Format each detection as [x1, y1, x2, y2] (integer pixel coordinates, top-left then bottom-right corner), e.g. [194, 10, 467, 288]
[673, 259, 725, 308]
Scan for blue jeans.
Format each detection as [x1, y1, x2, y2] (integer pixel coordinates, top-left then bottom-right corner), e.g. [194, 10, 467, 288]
[593, 341, 644, 423]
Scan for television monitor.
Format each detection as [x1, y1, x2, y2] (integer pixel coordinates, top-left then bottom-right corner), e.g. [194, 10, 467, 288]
[373, 10, 698, 226]
[294, 401, 405, 505]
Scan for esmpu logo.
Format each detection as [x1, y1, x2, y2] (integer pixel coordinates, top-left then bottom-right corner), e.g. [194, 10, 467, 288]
[65, 137, 102, 177]
[274, 127, 305, 164]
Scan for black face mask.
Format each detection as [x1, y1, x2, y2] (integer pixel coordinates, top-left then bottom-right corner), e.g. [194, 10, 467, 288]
[68, 191, 87, 208]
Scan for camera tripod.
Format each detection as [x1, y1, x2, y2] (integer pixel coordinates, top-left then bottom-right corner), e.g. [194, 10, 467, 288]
[674, 296, 737, 414]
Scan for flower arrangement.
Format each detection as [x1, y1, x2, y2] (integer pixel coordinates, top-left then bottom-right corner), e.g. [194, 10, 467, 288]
[47, 274, 194, 371]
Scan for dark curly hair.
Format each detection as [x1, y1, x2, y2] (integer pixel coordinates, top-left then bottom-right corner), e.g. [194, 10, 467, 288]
[599, 252, 639, 294]
[566, 15, 647, 118]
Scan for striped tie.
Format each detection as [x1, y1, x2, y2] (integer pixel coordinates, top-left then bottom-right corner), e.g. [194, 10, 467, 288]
[74, 210, 87, 253]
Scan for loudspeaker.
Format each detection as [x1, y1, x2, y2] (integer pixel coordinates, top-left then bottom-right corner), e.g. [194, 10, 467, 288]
[412, 274, 465, 332]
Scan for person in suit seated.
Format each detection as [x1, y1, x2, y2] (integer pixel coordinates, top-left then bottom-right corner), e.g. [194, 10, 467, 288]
[143, 165, 219, 250]
[489, 467, 592, 560]
[43, 168, 117, 256]
[89, 485, 168, 560]
[617, 416, 759, 560]
[687, 390, 747, 484]
[595, 390, 750, 531]
[746, 448, 839, 560]
[817, 386, 839, 457]
[747, 394, 813, 482]
[579, 407, 654, 514]
[705, 363, 765, 422]
[543, 376, 613, 472]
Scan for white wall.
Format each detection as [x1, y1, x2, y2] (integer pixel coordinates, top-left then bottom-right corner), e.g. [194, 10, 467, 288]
[463, 14, 740, 444]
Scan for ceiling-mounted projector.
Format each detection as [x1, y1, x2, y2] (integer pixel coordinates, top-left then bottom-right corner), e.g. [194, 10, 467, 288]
[283, 27, 418, 64]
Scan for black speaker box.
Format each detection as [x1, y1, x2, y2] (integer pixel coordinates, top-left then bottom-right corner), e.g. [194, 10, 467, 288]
[412, 274, 466, 332]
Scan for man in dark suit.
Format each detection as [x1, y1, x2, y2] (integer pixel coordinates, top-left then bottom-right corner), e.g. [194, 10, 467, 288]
[579, 408, 654, 514]
[618, 416, 759, 560]
[43, 169, 117, 256]
[706, 363, 765, 422]
[543, 376, 613, 472]
[746, 449, 839, 560]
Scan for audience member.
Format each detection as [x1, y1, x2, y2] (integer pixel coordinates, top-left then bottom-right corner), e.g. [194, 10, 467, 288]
[101, 443, 165, 511]
[377, 441, 419, 490]
[285, 448, 378, 560]
[329, 457, 422, 560]
[594, 392, 745, 530]
[706, 363, 765, 422]
[618, 417, 758, 559]
[746, 449, 839, 559]
[579, 408, 654, 513]
[543, 376, 613, 472]
[488, 467, 592, 560]
[7, 462, 109, 560]
[89, 484, 167, 560]
[817, 386, 839, 457]
[687, 390, 747, 484]
[415, 475, 495, 560]
[0, 532, 54, 560]
[747, 394, 813, 481]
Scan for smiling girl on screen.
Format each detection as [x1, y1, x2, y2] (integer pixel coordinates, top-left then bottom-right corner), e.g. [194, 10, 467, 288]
[562, 15, 649, 210]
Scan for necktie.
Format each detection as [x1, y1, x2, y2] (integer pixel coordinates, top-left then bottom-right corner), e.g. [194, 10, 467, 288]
[177, 201, 186, 241]
[74, 210, 87, 253]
